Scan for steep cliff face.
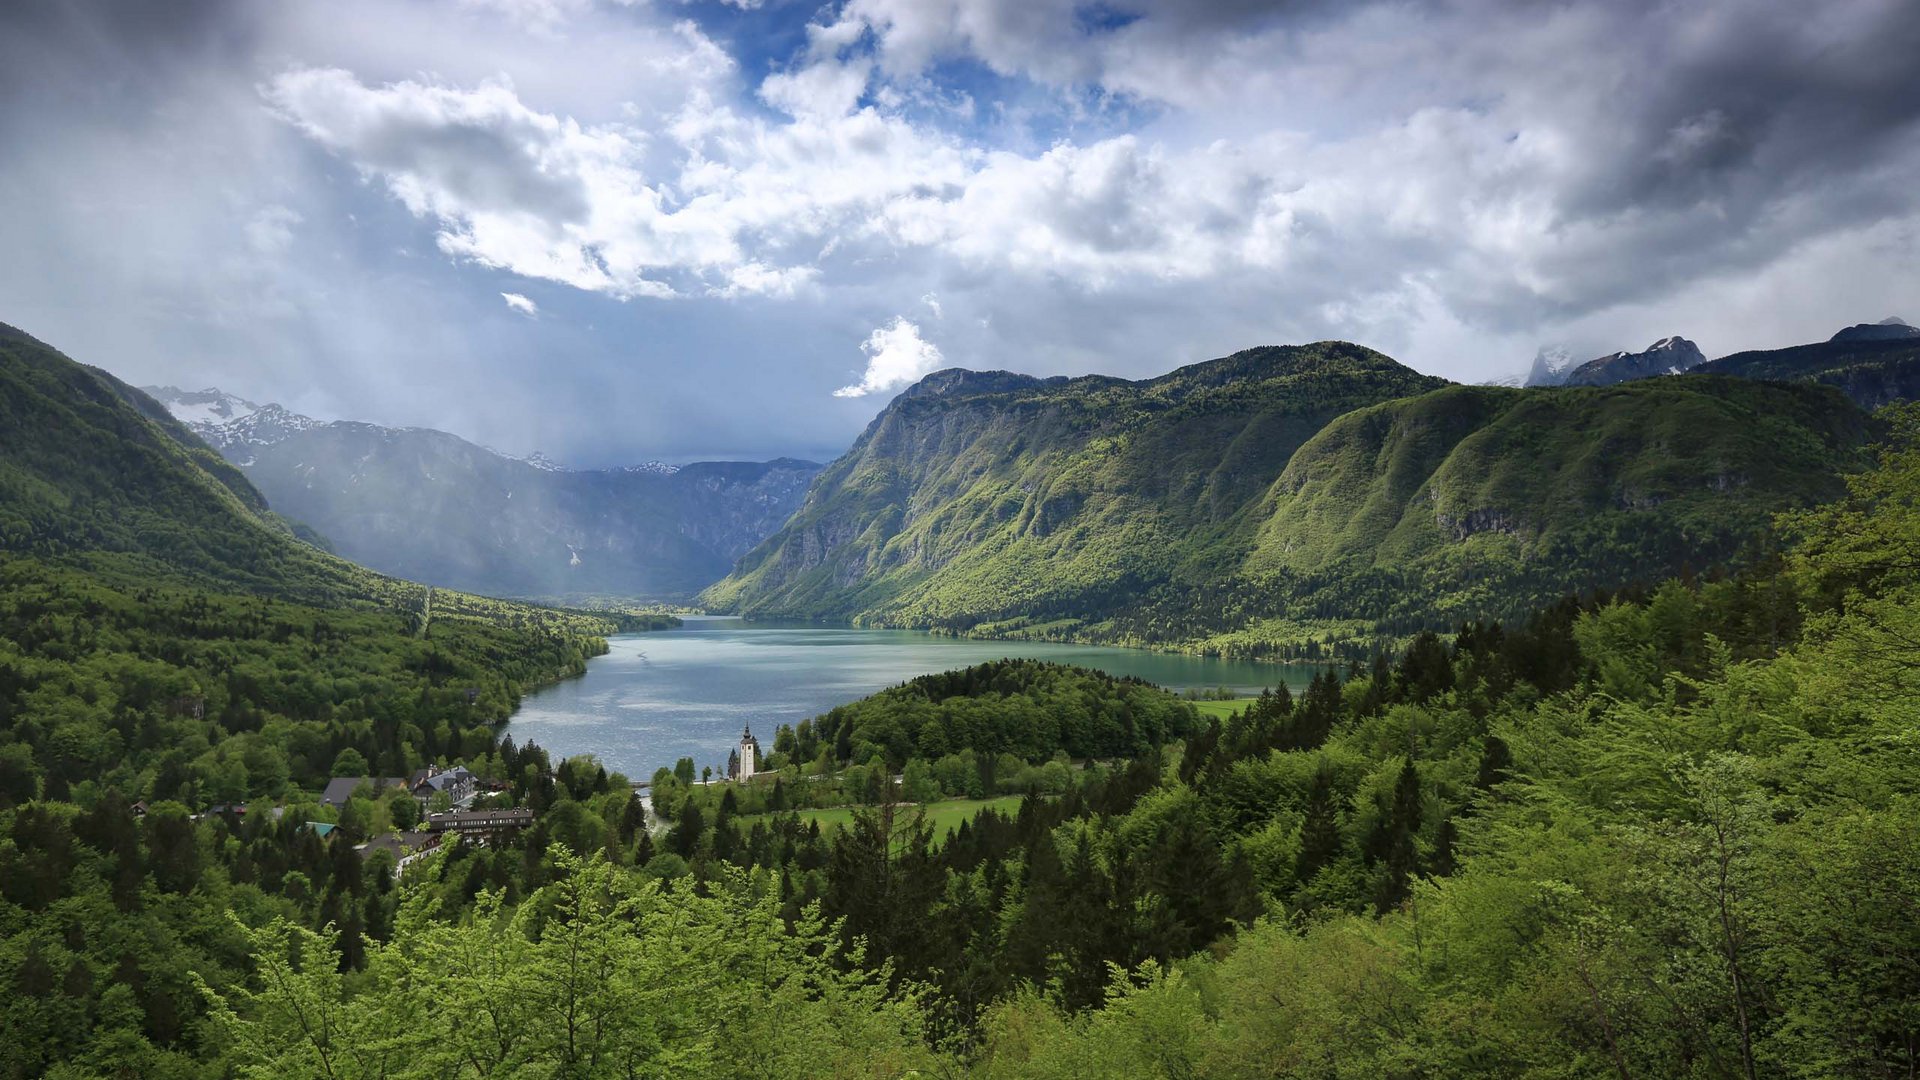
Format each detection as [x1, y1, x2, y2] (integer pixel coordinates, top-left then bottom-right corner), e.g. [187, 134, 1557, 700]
[702, 342, 1452, 623]
[1562, 336, 1706, 386]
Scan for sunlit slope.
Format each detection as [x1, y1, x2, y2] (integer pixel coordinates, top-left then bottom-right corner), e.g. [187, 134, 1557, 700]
[709, 346, 1872, 652]
[1239, 377, 1871, 634]
[703, 342, 1448, 625]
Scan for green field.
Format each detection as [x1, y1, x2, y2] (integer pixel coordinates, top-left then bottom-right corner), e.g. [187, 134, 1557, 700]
[732, 795, 1027, 841]
[1190, 698, 1252, 721]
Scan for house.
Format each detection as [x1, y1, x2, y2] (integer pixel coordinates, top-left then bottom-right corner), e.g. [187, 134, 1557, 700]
[356, 830, 442, 875]
[426, 807, 534, 835]
[409, 764, 475, 806]
[320, 776, 407, 809]
[306, 821, 338, 838]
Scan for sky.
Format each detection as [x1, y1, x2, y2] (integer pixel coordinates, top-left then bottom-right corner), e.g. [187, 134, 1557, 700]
[1, 0, 1917, 466]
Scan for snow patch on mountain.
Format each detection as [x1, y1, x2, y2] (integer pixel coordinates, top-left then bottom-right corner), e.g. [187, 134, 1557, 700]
[1562, 336, 1706, 387]
[143, 386, 321, 454]
[620, 460, 681, 476]
[1525, 345, 1577, 387]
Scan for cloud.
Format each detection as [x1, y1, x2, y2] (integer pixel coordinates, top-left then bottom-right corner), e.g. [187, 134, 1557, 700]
[501, 291, 539, 316]
[245, 205, 303, 254]
[4, 0, 1920, 461]
[834, 317, 944, 397]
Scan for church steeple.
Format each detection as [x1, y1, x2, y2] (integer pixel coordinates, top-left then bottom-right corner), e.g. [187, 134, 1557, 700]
[737, 725, 759, 779]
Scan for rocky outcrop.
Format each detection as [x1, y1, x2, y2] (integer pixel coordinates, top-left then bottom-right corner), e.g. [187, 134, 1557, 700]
[1563, 337, 1706, 387]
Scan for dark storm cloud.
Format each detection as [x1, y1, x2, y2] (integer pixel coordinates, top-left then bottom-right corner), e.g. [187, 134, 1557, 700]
[1, 0, 1918, 461]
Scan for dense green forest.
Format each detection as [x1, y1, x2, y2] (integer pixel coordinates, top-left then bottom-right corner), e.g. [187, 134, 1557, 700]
[704, 341, 1878, 659]
[0, 321, 669, 1074]
[299, 409, 1920, 1075]
[7, 404, 1913, 1075]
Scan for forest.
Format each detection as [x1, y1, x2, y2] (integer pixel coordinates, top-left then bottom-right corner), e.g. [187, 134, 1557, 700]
[5, 403, 1919, 1075]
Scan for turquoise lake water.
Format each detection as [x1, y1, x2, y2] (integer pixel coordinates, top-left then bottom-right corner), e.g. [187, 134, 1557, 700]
[506, 617, 1316, 778]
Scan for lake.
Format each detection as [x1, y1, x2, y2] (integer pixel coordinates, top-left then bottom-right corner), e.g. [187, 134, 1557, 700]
[506, 617, 1317, 778]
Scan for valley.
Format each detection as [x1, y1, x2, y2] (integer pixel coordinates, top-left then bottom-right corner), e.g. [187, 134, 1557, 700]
[5, 315, 1920, 1078]
[142, 385, 821, 601]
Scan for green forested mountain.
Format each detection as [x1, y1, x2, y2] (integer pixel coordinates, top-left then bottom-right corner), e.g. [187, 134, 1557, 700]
[0, 320, 649, 776]
[1697, 335, 1920, 411]
[703, 343, 1448, 635]
[0, 323, 323, 592]
[705, 342, 1873, 657]
[0, 325, 665, 1074]
[6, 311, 1920, 1077]
[1230, 376, 1869, 642]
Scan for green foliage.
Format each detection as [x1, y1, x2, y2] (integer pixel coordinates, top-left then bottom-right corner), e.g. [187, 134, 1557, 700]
[797, 658, 1199, 770]
[708, 339, 1873, 661]
[205, 847, 935, 1078]
[705, 342, 1448, 634]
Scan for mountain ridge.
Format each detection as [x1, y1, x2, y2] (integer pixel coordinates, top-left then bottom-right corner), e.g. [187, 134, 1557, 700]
[706, 341, 1874, 656]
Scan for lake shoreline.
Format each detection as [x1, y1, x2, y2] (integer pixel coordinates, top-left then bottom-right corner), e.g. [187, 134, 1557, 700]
[506, 621, 1317, 779]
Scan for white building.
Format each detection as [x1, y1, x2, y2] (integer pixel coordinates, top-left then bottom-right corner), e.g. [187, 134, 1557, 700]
[737, 726, 760, 780]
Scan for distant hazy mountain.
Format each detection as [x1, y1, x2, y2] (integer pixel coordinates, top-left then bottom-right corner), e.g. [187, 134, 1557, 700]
[143, 386, 820, 600]
[1524, 345, 1577, 387]
[1830, 316, 1920, 343]
[1562, 336, 1706, 387]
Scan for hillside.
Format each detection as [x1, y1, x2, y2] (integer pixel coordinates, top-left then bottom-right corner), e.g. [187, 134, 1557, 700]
[707, 346, 1873, 656]
[1232, 376, 1870, 640]
[0, 323, 325, 593]
[702, 342, 1449, 632]
[1697, 335, 1920, 411]
[142, 386, 820, 600]
[0, 315, 652, 657]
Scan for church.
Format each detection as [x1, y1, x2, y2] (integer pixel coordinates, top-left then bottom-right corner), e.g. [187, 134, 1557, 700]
[727, 725, 760, 781]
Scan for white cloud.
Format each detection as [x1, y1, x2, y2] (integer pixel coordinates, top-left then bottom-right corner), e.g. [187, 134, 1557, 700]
[834, 316, 944, 397]
[6, 0, 1919, 463]
[501, 291, 539, 316]
[245, 205, 303, 254]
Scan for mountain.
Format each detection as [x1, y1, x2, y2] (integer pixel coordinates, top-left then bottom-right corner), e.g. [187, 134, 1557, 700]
[0, 319, 654, 627]
[705, 344, 1871, 656]
[1697, 333, 1920, 412]
[1524, 344, 1577, 387]
[1830, 316, 1920, 343]
[0, 325, 333, 592]
[1235, 376, 1867, 637]
[702, 343, 1450, 636]
[142, 386, 821, 600]
[1561, 335, 1706, 386]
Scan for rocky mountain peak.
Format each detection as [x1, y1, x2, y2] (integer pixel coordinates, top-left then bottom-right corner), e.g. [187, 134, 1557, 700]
[1526, 344, 1577, 386]
[1562, 336, 1705, 387]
